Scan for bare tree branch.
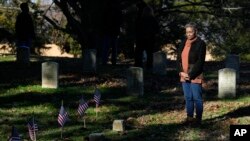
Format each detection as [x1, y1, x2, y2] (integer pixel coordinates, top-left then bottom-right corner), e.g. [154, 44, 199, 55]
[42, 15, 68, 33]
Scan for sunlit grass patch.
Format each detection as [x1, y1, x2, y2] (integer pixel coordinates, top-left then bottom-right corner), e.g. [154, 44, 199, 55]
[0, 55, 15, 62]
[237, 116, 250, 124]
[176, 128, 206, 141]
[204, 71, 218, 79]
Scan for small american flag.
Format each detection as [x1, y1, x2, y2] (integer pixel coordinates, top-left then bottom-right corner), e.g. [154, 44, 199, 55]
[27, 117, 38, 141]
[94, 88, 101, 107]
[58, 105, 69, 127]
[77, 98, 89, 116]
[8, 126, 21, 141]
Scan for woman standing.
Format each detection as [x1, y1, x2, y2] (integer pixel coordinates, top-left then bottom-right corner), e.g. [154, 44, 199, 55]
[177, 23, 206, 126]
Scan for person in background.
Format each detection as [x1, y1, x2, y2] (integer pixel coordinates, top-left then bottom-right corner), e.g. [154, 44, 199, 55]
[135, 3, 159, 69]
[101, 0, 122, 65]
[15, 2, 35, 65]
[177, 22, 206, 126]
[15, 2, 35, 49]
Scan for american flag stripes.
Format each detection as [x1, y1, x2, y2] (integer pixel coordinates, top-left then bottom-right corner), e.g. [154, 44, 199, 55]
[27, 117, 38, 141]
[94, 88, 101, 107]
[58, 105, 69, 127]
[77, 98, 89, 116]
[8, 126, 21, 141]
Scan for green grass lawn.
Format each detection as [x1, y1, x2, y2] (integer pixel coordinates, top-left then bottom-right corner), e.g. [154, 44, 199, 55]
[0, 54, 16, 62]
[0, 56, 249, 140]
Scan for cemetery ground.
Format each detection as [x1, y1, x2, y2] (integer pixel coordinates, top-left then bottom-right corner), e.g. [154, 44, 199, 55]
[0, 55, 249, 141]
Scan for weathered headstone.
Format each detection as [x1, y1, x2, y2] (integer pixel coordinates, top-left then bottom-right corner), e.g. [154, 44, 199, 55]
[112, 120, 125, 132]
[218, 68, 236, 98]
[89, 133, 104, 141]
[153, 51, 167, 75]
[127, 67, 143, 96]
[83, 49, 96, 73]
[225, 54, 240, 79]
[16, 46, 30, 65]
[42, 61, 59, 88]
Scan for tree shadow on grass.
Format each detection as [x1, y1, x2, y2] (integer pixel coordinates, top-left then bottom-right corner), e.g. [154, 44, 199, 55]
[0, 90, 94, 109]
[205, 105, 250, 123]
[104, 104, 250, 141]
[105, 122, 215, 141]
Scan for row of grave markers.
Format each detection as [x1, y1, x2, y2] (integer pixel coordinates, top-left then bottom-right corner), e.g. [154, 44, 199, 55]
[42, 61, 145, 95]
[17, 47, 239, 84]
[81, 49, 168, 74]
[42, 52, 240, 98]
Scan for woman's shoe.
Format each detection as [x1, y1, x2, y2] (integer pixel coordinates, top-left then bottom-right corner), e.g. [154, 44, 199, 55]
[182, 116, 195, 126]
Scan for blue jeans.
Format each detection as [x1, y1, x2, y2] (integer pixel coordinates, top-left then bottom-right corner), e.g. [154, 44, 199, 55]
[182, 82, 203, 120]
[17, 39, 32, 49]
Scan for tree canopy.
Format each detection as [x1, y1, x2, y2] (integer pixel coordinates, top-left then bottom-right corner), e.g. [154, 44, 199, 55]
[41, 0, 250, 58]
[1, 0, 250, 58]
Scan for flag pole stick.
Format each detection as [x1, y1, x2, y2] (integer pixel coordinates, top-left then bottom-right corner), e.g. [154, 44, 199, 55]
[95, 104, 98, 118]
[83, 115, 86, 128]
[61, 100, 63, 139]
[33, 115, 37, 141]
[61, 126, 63, 139]
[82, 96, 86, 128]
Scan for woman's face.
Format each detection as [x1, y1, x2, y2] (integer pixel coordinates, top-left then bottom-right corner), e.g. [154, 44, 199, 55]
[185, 27, 196, 40]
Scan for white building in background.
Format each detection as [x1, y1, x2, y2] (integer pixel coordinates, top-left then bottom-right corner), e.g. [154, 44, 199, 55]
[1, 0, 53, 7]
[31, 0, 53, 5]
